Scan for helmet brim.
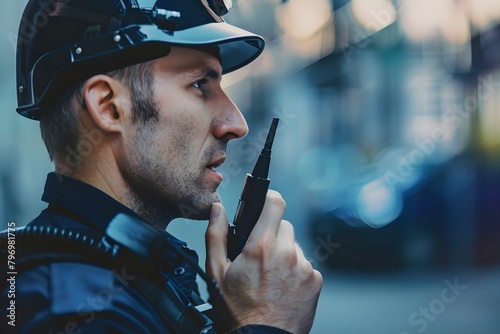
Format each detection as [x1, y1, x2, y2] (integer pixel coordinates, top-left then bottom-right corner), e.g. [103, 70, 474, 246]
[17, 21, 264, 119]
[140, 22, 265, 74]
[162, 22, 265, 74]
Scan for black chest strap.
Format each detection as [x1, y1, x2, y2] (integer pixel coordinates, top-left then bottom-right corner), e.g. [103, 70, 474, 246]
[0, 221, 216, 334]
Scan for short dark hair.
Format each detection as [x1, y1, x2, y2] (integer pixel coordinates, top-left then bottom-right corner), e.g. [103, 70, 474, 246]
[40, 61, 158, 166]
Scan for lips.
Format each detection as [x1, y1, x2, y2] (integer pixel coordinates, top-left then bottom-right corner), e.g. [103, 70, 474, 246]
[205, 156, 225, 184]
[206, 156, 226, 170]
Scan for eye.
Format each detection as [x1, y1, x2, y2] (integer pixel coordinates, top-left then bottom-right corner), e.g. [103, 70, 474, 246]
[192, 79, 208, 90]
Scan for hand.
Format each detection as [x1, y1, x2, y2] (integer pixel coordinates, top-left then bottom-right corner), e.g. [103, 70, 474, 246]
[205, 190, 323, 334]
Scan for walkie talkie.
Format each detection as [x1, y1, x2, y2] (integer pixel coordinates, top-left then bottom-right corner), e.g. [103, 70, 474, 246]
[227, 117, 279, 261]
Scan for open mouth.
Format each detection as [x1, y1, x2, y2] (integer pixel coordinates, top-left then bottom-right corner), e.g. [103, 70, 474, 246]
[205, 157, 225, 183]
[206, 156, 225, 170]
[207, 163, 221, 171]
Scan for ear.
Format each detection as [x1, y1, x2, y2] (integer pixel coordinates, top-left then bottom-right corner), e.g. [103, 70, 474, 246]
[82, 75, 131, 133]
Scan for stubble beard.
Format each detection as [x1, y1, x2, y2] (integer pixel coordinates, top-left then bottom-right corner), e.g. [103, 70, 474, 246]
[121, 121, 223, 230]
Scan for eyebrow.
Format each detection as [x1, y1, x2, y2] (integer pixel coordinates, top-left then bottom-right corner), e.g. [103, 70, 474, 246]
[187, 65, 222, 82]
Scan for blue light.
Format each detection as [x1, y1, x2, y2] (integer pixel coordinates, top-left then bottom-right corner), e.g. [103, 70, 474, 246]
[356, 179, 403, 228]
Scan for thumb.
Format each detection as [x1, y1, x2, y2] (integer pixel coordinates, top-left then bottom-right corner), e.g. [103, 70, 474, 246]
[205, 202, 230, 282]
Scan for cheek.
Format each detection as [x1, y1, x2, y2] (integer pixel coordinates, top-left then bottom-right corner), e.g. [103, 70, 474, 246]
[162, 109, 212, 144]
[145, 119, 198, 164]
[154, 90, 214, 151]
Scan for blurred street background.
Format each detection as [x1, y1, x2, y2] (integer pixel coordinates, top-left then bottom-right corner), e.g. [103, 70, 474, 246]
[1, 0, 500, 333]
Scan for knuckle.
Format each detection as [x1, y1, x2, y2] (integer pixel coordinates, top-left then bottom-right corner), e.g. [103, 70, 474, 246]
[284, 249, 298, 266]
[314, 270, 323, 284]
[243, 237, 272, 259]
[298, 261, 314, 280]
[312, 270, 324, 290]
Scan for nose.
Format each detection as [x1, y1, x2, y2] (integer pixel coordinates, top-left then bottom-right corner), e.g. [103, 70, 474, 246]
[212, 92, 248, 141]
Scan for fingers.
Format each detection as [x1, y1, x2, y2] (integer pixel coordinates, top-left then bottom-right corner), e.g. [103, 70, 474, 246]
[276, 220, 296, 256]
[278, 223, 321, 287]
[211, 190, 324, 334]
[205, 203, 229, 281]
[276, 219, 294, 241]
[248, 190, 286, 243]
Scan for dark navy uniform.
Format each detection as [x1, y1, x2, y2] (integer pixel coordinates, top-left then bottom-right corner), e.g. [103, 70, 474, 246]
[0, 173, 290, 334]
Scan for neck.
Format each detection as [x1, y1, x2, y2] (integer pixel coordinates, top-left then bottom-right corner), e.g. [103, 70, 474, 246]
[54, 152, 173, 232]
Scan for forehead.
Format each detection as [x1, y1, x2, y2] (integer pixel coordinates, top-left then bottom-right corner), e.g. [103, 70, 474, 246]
[153, 46, 222, 79]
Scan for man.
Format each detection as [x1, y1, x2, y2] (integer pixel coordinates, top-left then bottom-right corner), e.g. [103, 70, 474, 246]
[1, 0, 322, 333]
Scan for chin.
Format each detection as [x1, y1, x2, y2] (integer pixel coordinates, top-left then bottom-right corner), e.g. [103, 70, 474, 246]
[211, 191, 222, 203]
[177, 192, 220, 220]
[179, 206, 210, 220]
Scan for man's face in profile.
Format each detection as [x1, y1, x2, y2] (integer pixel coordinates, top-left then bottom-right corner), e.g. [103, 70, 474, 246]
[119, 46, 248, 221]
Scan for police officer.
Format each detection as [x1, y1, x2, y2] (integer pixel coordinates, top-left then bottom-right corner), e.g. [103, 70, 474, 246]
[1, 0, 322, 333]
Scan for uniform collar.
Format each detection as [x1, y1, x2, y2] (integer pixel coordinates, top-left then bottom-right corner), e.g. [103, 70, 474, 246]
[40, 172, 186, 246]
[39, 172, 199, 298]
[41, 172, 141, 231]
[42, 173, 187, 247]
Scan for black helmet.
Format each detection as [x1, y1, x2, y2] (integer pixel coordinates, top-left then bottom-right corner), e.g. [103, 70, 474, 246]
[16, 0, 265, 120]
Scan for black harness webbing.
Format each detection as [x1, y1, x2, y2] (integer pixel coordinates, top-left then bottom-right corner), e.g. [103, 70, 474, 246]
[0, 222, 216, 334]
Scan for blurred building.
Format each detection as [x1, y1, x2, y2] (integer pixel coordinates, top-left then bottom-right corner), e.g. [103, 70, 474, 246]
[218, 0, 500, 272]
